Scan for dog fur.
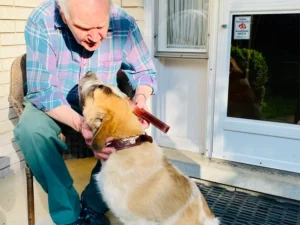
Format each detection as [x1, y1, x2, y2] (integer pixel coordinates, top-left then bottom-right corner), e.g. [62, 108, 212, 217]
[79, 71, 220, 225]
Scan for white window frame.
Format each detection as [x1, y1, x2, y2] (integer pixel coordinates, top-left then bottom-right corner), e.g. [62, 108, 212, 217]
[154, 0, 209, 59]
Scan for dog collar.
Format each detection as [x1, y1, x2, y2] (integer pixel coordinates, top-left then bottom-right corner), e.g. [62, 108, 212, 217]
[105, 134, 153, 151]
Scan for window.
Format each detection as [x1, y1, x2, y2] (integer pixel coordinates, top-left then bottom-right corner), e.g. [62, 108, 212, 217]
[227, 14, 300, 125]
[155, 0, 209, 58]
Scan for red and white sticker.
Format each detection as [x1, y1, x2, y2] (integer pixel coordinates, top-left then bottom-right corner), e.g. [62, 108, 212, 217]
[234, 16, 251, 40]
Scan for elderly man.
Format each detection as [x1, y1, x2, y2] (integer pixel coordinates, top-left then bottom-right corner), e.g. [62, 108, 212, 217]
[13, 0, 157, 224]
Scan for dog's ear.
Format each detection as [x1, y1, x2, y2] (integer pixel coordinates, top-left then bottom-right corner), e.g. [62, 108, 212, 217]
[85, 109, 106, 134]
[91, 113, 113, 152]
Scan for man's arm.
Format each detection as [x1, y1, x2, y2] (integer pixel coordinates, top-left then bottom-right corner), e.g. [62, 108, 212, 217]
[25, 20, 83, 131]
[45, 106, 82, 131]
[122, 21, 157, 101]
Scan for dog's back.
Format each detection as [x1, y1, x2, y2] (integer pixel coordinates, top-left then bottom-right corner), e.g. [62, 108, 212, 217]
[97, 143, 219, 225]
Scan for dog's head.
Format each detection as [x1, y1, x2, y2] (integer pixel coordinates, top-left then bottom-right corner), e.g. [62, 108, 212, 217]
[79, 71, 144, 151]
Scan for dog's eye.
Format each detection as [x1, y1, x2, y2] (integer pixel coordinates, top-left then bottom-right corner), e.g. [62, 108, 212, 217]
[97, 84, 112, 95]
[93, 117, 103, 134]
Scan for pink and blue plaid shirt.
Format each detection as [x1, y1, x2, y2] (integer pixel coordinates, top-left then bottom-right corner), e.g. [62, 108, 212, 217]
[25, 0, 157, 111]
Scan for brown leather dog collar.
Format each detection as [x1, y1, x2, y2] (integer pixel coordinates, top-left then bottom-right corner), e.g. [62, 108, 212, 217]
[105, 134, 153, 151]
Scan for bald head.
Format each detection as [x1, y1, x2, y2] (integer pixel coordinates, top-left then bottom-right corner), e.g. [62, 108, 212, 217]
[58, 0, 112, 51]
[58, 0, 112, 19]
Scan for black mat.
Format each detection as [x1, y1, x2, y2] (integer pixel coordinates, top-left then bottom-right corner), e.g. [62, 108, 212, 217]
[198, 183, 300, 225]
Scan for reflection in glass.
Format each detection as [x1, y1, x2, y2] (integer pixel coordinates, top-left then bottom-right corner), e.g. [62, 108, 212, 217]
[227, 14, 300, 125]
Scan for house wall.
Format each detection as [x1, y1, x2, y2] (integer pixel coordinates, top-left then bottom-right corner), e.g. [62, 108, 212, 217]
[149, 0, 210, 154]
[0, 0, 146, 180]
[153, 58, 208, 153]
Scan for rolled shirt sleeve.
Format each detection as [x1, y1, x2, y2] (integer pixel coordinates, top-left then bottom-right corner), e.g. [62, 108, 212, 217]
[123, 21, 157, 95]
[24, 20, 70, 111]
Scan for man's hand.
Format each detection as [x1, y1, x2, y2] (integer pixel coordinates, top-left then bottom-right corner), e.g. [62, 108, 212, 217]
[133, 85, 153, 129]
[132, 93, 150, 129]
[81, 119, 93, 147]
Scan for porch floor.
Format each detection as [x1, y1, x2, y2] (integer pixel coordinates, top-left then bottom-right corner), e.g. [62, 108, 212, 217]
[1, 157, 300, 225]
[198, 182, 300, 225]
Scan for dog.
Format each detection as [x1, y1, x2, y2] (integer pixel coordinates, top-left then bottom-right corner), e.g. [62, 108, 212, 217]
[79, 71, 219, 225]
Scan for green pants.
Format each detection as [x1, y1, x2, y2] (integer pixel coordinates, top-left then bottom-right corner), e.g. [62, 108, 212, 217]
[13, 98, 108, 225]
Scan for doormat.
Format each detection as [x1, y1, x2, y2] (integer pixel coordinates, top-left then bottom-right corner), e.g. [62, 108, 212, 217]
[198, 183, 300, 225]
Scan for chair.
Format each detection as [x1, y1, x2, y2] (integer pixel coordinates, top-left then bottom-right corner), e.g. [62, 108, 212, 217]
[8, 54, 93, 225]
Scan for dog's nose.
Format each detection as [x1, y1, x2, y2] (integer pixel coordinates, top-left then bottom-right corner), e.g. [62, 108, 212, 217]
[84, 71, 97, 79]
[92, 143, 101, 152]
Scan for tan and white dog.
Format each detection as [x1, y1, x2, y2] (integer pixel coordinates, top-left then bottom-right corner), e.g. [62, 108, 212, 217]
[79, 71, 219, 225]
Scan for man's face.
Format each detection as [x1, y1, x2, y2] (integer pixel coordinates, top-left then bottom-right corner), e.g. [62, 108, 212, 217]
[61, 0, 110, 51]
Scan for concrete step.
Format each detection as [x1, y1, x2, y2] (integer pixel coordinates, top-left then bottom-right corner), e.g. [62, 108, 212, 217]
[163, 147, 300, 202]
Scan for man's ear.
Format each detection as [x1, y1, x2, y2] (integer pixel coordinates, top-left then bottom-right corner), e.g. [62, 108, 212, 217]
[61, 14, 67, 24]
[57, 4, 68, 24]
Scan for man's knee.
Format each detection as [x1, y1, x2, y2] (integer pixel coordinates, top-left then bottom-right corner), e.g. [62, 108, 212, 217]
[13, 102, 61, 147]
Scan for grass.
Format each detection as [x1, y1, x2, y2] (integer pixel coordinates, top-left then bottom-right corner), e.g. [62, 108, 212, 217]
[261, 96, 297, 121]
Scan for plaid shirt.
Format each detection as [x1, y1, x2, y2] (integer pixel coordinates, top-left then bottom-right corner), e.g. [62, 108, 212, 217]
[25, 0, 157, 111]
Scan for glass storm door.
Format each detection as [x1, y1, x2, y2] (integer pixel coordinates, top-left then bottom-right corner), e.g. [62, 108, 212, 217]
[212, 0, 300, 173]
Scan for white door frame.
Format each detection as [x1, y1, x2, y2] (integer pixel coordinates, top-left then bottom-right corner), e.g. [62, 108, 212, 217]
[204, 0, 221, 158]
[144, 0, 158, 139]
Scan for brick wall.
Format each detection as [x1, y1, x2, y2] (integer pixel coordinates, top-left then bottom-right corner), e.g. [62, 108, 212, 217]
[0, 0, 145, 179]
